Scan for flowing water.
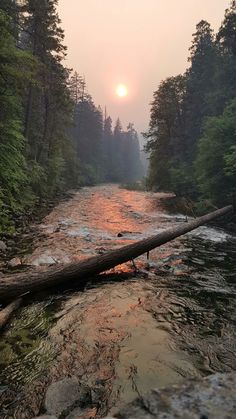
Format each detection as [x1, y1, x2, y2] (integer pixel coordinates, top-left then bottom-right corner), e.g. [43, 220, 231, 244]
[0, 185, 235, 418]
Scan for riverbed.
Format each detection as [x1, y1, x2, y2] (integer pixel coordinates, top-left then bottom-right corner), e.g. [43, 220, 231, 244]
[0, 185, 235, 418]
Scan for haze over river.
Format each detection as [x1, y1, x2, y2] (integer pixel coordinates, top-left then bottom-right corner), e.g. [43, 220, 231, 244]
[0, 185, 236, 418]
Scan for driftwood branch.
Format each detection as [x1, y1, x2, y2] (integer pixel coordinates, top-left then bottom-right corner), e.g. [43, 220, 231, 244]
[0, 298, 22, 330]
[0, 205, 233, 301]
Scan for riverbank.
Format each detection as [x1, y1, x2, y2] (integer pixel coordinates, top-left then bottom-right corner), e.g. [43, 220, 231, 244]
[0, 190, 76, 273]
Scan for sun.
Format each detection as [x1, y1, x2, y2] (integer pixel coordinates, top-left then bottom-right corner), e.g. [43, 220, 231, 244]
[116, 84, 128, 97]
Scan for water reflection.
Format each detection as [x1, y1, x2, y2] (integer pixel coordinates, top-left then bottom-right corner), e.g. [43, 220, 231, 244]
[0, 185, 235, 418]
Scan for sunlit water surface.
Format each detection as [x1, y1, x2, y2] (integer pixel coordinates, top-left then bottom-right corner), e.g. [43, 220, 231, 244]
[0, 185, 235, 418]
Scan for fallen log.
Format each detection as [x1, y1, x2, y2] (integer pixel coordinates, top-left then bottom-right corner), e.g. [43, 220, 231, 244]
[0, 205, 233, 301]
[0, 298, 22, 330]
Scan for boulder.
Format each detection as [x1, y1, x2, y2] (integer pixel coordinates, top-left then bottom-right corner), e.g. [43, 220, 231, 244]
[106, 373, 236, 419]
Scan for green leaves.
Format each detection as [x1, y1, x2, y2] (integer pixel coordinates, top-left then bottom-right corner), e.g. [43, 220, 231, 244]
[0, 9, 30, 229]
[195, 99, 236, 204]
[145, 3, 236, 206]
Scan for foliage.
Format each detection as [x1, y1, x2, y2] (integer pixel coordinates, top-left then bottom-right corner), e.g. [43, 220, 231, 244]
[195, 99, 236, 204]
[145, 2, 236, 207]
[0, 8, 31, 230]
[0, 1, 144, 231]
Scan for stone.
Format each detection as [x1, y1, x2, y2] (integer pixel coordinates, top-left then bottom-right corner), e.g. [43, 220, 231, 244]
[7, 239, 15, 246]
[45, 377, 91, 416]
[8, 257, 21, 268]
[107, 373, 236, 419]
[32, 255, 58, 266]
[0, 241, 7, 252]
[66, 407, 97, 419]
[91, 386, 106, 405]
[65, 407, 84, 419]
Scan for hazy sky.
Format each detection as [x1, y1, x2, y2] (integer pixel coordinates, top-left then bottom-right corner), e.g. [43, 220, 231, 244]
[58, 0, 229, 134]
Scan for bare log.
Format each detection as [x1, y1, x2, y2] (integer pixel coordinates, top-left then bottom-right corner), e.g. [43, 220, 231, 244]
[0, 205, 233, 301]
[0, 298, 22, 330]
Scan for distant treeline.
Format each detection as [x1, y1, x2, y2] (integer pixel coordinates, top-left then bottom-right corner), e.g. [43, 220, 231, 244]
[69, 72, 143, 185]
[145, 1, 236, 207]
[0, 0, 143, 231]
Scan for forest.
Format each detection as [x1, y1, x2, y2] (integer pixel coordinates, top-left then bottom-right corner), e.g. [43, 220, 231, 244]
[0, 2, 236, 418]
[1, 0, 236, 231]
[145, 1, 236, 208]
[0, 0, 143, 232]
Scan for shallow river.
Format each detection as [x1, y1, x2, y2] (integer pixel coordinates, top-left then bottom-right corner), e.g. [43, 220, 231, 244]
[0, 185, 236, 418]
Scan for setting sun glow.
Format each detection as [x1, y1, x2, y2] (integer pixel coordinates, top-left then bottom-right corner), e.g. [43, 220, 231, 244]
[116, 84, 128, 98]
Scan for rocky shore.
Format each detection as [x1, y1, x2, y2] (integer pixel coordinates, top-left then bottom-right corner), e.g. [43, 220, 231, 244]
[35, 373, 236, 419]
[107, 372, 236, 419]
[0, 192, 76, 274]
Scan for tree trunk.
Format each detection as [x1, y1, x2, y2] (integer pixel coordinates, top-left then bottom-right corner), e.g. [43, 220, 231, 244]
[0, 205, 233, 302]
[24, 85, 33, 140]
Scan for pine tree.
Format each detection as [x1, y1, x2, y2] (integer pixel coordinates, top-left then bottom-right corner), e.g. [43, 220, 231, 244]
[112, 118, 124, 181]
[185, 20, 217, 155]
[144, 76, 188, 192]
[103, 115, 113, 181]
[215, 1, 236, 111]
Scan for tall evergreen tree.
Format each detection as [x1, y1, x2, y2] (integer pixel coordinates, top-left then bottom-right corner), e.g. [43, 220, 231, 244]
[71, 77, 104, 184]
[124, 123, 143, 182]
[185, 20, 217, 156]
[144, 76, 188, 192]
[103, 115, 113, 181]
[215, 1, 236, 111]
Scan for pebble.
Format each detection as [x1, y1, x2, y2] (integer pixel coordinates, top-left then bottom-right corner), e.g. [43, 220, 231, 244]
[8, 257, 21, 268]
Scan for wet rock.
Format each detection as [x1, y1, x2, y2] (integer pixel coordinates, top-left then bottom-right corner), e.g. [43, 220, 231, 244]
[45, 377, 92, 416]
[122, 230, 132, 235]
[66, 407, 97, 419]
[32, 255, 58, 266]
[0, 240, 7, 252]
[8, 257, 21, 268]
[96, 247, 107, 255]
[107, 373, 236, 418]
[91, 385, 106, 405]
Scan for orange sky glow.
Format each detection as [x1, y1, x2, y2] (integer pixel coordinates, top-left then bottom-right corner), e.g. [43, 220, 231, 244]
[58, 0, 230, 134]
